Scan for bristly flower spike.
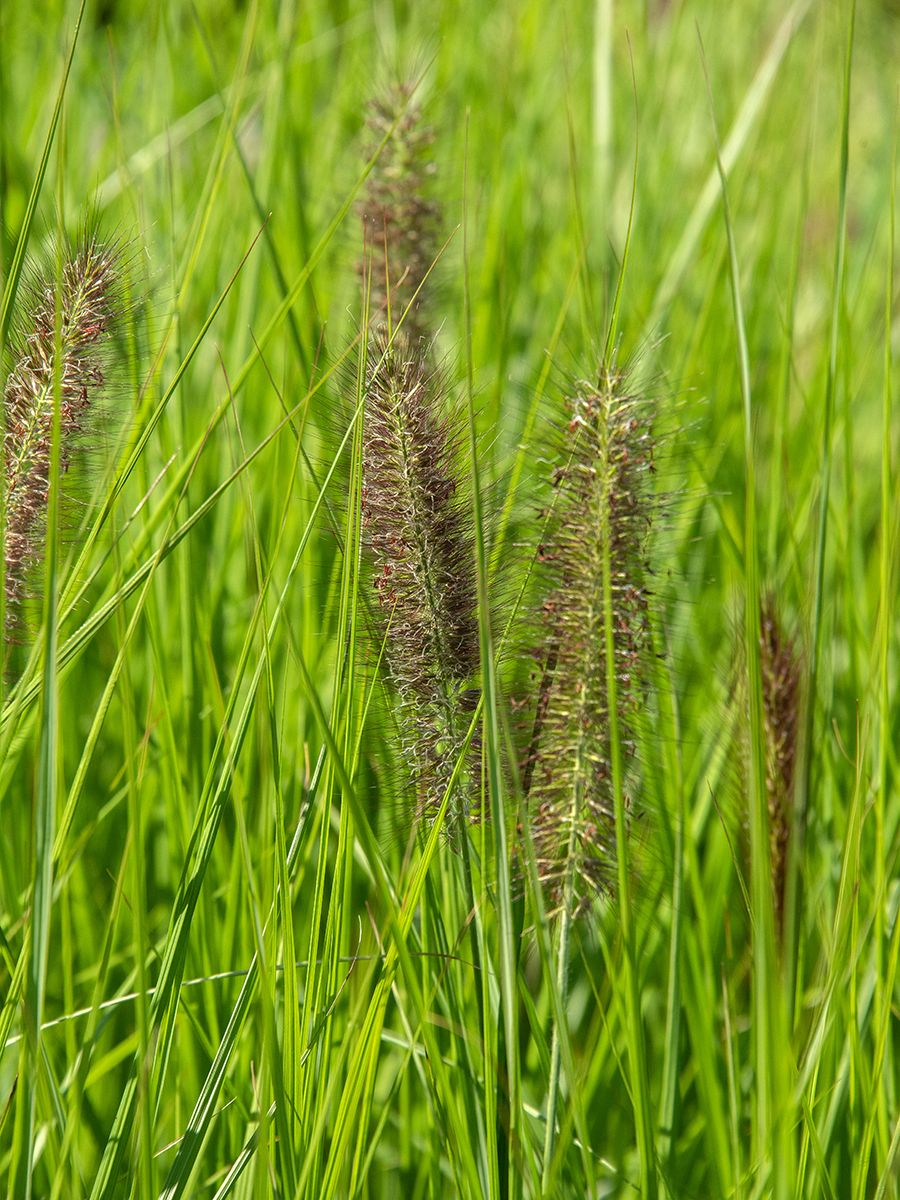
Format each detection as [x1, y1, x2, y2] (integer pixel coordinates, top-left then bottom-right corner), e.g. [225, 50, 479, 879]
[357, 79, 479, 836]
[358, 81, 439, 342]
[2, 230, 123, 633]
[529, 359, 656, 918]
[362, 331, 480, 835]
[758, 597, 802, 940]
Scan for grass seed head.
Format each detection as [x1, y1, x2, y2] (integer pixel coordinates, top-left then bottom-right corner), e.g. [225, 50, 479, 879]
[2, 230, 124, 633]
[759, 597, 802, 938]
[362, 331, 480, 832]
[529, 362, 655, 917]
[359, 82, 440, 342]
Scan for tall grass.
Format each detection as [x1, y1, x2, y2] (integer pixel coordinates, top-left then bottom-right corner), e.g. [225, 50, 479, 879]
[0, 2, 897, 1197]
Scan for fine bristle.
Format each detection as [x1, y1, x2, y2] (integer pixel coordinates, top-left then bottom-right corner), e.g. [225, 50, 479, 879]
[759, 597, 802, 938]
[528, 363, 655, 916]
[358, 82, 440, 342]
[362, 332, 480, 832]
[2, 232, 123, 631]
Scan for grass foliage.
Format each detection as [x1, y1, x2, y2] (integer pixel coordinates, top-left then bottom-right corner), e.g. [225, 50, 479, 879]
[0, 1, 898, 1197]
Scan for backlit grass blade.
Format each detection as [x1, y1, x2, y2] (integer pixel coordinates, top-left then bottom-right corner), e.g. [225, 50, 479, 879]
[0, 0, 86, 358]
[648, 0, 811, 332]
[703, 35, 791, 1195]
[783, 0, 856, 1024]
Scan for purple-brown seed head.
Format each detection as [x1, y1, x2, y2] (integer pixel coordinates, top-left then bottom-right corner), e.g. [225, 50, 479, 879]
[3, 232, 123, 629]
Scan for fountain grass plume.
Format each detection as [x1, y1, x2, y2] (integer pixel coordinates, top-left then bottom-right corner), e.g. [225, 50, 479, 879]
[358, 81, 439, 341]
[529, 359, 656, 917]
[362, 330, 480, 833]
[2, 229, 125, 634]
[759, 597, 802, 939]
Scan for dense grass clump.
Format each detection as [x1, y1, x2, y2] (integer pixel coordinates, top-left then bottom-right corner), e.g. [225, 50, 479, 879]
[0, 3, 896, 1199]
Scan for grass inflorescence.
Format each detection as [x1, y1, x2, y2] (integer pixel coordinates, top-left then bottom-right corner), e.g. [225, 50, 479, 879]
[357, 80, 484, 840]
[2, 230, 125, 634]
[358, 81, 439, 341]
[528, 361, 655, 916]
[362, 331, 480, 831]
[759, 597, 802, 940]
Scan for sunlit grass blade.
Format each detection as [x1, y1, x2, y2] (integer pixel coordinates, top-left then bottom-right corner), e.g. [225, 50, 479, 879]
[703, 34, 791, 1196]
[783, 0, 856, 1020]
